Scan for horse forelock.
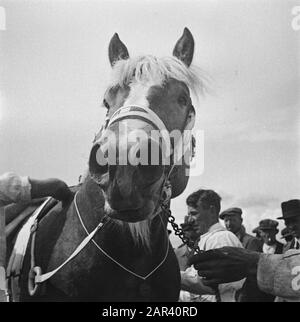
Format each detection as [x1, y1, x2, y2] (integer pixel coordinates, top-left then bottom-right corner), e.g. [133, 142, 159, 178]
[109, 55, 208, 100]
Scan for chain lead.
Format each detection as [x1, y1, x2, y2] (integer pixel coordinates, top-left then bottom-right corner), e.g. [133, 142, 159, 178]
[161, 203, 202, 254]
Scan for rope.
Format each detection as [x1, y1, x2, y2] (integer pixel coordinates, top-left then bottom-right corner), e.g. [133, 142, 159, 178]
[34, 217, 106, 284]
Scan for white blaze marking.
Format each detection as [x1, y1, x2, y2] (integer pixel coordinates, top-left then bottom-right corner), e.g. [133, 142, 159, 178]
[123, 83, 151, 108]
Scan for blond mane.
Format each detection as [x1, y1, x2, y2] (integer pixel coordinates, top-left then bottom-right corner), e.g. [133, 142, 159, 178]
[109, 55, 207, 99]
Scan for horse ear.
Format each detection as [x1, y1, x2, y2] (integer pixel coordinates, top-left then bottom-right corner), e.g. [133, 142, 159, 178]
[108, 33, 129, 67]
[172, 27, 194, 67]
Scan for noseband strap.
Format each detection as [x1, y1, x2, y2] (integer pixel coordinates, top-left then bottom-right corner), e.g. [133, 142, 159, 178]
[95, 104, 172, 159]
[108, 104, 167, 133]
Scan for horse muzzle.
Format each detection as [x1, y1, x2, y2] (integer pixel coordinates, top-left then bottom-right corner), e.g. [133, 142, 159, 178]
[88, 117, 166, 222]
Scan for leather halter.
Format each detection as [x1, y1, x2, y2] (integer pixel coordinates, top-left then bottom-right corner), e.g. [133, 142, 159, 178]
[94, 103, 195, 164]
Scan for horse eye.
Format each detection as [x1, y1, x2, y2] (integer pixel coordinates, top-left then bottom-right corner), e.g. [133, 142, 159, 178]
[178, 96, 188, 106]
[103, 99, 110, 110]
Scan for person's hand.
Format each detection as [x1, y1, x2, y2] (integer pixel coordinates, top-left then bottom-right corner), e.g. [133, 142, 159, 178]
[188, 247, 261, 286]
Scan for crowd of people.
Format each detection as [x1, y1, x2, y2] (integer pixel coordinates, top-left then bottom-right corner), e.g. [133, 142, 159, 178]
[174, 189, 300, 302]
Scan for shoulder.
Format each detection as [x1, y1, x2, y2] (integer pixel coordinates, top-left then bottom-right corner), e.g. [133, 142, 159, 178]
[205, 229, 243, 249]
[243, 233, 255, 241]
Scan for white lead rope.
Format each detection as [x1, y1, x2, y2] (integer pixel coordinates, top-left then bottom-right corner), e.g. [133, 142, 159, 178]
[34, 211, 106, 284]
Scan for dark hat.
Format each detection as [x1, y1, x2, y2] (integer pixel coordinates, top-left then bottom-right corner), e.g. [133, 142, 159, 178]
[258, 219, 279, 231]
[277, 199, 300, 220]
[281, 227, 293, 239]
[219, 207, 242, 220]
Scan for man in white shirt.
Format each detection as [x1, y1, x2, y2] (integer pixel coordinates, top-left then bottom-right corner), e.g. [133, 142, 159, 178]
[179, 189, 244, 302]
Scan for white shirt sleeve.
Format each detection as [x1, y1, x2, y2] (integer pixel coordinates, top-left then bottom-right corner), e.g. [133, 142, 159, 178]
[0, 172, 32, 207]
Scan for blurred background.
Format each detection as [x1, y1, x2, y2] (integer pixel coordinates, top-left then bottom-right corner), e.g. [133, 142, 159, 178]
[0, 0, 299, 247]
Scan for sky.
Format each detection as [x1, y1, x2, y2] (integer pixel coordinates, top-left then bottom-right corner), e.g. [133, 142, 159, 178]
[0, 0, 299, 247]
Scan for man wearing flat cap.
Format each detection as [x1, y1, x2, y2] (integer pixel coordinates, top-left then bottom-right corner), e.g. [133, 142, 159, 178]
[278, 199, 300, 251]
[220, 207, 262, 252]
[258, 219, 284, 255]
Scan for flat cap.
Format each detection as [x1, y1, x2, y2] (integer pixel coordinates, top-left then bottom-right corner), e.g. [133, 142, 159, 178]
[258, 219, 279, 231]
[219, 207, 242, 220]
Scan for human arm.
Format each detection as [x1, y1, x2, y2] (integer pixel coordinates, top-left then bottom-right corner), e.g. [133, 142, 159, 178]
[203, 231, 246, 300]
[29, 177, 73, 202]
[0, 173, 31, 206]
[189, 247, 300, 300]
[0, 172, 73, 206]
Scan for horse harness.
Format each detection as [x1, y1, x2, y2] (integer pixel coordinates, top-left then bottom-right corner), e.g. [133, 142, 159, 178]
[26, 103, 204, 298]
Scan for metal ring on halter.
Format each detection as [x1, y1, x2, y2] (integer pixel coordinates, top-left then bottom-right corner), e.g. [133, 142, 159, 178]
[28, 266, 42, 296]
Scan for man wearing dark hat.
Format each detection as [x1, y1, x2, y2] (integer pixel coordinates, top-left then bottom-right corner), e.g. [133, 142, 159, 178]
[220, 208, 262, 252]
[278, 199, 300, 251]
[258, 219, 284, 255]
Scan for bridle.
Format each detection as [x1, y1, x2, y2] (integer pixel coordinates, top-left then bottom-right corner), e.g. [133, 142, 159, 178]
[27, 102, 200, 296]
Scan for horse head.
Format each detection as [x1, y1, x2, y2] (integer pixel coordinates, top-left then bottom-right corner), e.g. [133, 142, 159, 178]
[88, 28, 204, 223]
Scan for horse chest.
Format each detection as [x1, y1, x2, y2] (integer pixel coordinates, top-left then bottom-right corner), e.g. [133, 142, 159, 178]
[123, 276, 153, 300]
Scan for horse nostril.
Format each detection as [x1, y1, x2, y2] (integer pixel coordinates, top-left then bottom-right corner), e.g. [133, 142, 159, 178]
[89, 144, 109, 176]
